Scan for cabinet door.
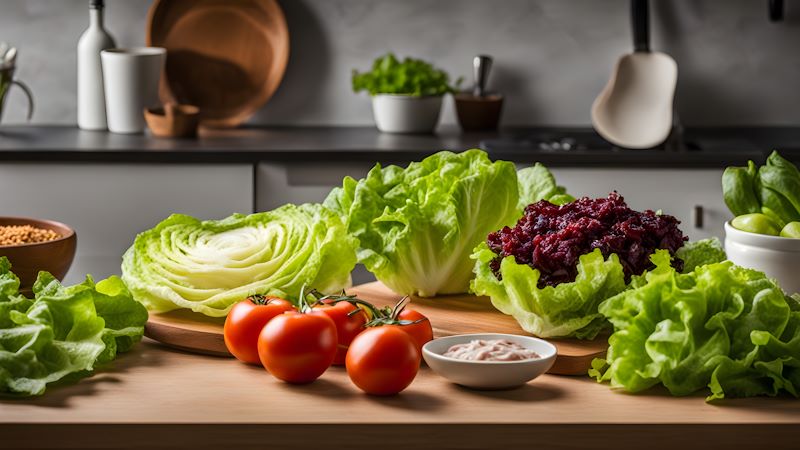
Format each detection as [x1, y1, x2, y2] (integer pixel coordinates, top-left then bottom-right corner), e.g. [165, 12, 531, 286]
[549, 168, 728, 241]
[0, 164, 253, 284]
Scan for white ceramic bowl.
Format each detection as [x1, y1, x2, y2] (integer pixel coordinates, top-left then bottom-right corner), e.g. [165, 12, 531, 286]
[724, 221, 800, 294]
[422, 333, 557, 390]
[371, 94, 443, 134]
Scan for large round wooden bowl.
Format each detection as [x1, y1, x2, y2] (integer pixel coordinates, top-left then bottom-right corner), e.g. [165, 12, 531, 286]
[146, 0, 290, 128]
[0, 217, 77, 292]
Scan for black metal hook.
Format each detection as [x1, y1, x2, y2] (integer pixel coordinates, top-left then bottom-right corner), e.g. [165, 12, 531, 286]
[769, 0, 784, 22]
[632, 0, 650, 52]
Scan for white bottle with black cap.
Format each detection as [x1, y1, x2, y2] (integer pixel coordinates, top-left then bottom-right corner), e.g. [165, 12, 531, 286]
[77, 0, 115, 130]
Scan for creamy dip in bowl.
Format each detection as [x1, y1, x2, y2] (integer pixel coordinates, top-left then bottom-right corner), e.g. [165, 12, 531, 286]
[422, 333, 557, 390]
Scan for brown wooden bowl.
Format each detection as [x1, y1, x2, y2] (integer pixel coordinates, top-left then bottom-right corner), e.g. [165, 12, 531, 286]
[0, 217, 77, 292]
[145, 104, 200, 138]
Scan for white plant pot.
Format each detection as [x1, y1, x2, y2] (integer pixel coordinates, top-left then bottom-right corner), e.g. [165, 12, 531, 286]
[371, 94, 443, 134]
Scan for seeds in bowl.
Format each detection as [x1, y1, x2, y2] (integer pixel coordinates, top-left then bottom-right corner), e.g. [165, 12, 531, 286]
[0, 225, 61, 246]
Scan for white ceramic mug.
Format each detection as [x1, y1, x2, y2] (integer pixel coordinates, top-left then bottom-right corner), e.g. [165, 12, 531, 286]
[101, 47, 166, 134]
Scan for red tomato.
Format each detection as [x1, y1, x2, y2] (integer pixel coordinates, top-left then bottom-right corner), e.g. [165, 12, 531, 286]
[313, 301, 369, 365]
[223, 296, 295, 364]
[345, 326, 421, 396]
[257, 310, 337, 384]
[394, 309, 433, 351]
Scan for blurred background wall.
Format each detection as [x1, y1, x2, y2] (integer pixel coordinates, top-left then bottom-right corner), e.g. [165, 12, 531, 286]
[1, 0, 798, 126]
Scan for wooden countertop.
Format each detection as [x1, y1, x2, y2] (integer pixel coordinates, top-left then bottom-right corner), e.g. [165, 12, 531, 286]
[2, 340, 798, 449]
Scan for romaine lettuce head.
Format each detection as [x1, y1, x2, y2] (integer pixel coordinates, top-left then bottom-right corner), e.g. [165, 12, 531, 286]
[0, 258, 147, 396]
[591, 251, 800, 401]
[324, 150, 521, 297]
[471, 244, 623, 339]
[121, 203, 357, 317]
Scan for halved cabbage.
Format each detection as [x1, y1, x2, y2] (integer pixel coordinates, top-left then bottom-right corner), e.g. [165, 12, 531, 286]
[121, 203, 357, 317]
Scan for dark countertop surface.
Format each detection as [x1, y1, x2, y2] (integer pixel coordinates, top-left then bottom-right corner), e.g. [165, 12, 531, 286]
[1, 125, 799, 167]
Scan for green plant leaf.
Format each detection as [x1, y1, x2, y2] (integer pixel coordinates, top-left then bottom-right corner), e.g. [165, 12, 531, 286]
[352, 53, 458, 96]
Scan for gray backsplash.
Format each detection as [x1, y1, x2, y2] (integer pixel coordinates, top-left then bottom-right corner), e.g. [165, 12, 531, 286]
[1, 0, 798, 127]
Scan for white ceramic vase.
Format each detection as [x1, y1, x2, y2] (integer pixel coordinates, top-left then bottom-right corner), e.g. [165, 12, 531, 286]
[371, 94, 443, 134]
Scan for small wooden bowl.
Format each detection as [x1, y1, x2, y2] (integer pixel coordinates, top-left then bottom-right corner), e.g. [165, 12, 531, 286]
[454, 93, 504, 131]
[144, 104, 200, 138]
[0, 217, 76, 292]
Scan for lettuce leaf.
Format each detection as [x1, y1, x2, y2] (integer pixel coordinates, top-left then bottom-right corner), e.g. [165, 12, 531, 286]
[122, 203, 357, 316]
[0, 258, 147, 396]
[471, 244, 624, 339]
[591, 252, 800, 401]
[516, 163, 574, 210]
[471, 239, 727, 340]
[675, 237, 727, 273]
[325, 150, 521, 297]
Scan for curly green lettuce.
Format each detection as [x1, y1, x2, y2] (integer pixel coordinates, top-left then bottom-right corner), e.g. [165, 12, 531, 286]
[471, 239, 726, 339]
[471, 245, 622, 339]
[0, 258, 147, 396]
[324, 150, 518, 297]
[590, 251, 800, 401]
[675, 237, 726, 273]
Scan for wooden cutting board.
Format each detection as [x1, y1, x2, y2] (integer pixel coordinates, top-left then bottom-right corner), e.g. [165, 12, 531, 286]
[145, 281, 609, 375]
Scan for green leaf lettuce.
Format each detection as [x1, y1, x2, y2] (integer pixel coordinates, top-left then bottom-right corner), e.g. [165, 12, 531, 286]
[516, 163, 574, 209]
[675, 237, 727, 273]
[590, 252, 800, 401]
[325, 150, 530, 297]
[0, 259, 147, 396]
[471, 238, 726, 339]
[471, 245, 623, 339]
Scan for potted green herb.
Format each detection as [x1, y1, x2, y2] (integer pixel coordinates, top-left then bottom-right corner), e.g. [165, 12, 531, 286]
[352, 53, 459, 133]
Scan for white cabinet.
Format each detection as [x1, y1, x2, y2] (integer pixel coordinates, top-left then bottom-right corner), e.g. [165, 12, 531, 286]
[549, 168, 728, 241]
[0, 164, 253, 284]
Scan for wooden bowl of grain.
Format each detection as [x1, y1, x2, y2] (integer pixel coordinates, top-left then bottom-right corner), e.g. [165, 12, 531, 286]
[0, 217, 76, 292]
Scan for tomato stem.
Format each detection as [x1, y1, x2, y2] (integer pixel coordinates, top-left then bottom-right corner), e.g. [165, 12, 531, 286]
[390, 296, 411, 321]
[294, 287, 425, 328]
[297, 285, 316, 313]
[247, 294, 281, 306]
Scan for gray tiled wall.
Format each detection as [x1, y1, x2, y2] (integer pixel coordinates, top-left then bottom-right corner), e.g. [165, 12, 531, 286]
[1, 0, 798, 127]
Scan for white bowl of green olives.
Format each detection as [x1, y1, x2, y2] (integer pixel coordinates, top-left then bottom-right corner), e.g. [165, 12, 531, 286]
[725, 220, 800, 294]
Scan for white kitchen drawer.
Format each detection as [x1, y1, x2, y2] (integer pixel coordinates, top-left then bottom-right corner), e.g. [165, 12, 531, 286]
[549, 168, 728, 241]
[0, 163, 253, 284]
